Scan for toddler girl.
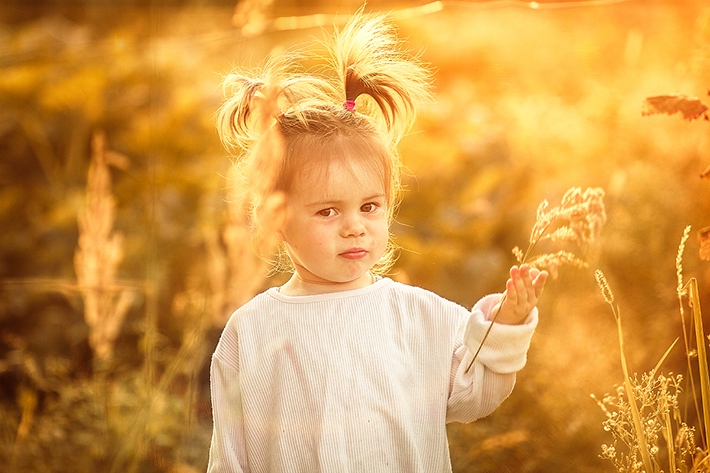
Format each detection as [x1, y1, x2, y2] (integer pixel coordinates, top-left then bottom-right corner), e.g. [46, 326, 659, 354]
[208, 12, 547, 473]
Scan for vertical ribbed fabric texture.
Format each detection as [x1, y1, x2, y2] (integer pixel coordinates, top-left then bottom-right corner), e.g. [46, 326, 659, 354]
[207, 278, 538, 473]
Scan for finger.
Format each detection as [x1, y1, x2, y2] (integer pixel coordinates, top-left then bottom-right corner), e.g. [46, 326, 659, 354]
[504, 277, 516, 302]
[512, 266, 528, 304]
[524, 268, 538, 305]
[533, 270, 548, 298]
[509, 265, 520, 279]
[518, 264, 533, 287]
[506, 266, 519, 295]
[529, 267, 540, 280]
[519, 264, 529, 278]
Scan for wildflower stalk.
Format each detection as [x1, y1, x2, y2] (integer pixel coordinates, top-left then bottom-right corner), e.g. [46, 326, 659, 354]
[464, 187, 606, 374]
[651, 338, 681, 472]
[596, 269, 656, 473]
[662, 398, 676, 473]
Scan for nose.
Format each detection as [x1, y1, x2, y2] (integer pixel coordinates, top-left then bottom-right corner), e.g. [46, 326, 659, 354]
[340, 212, 366, 237]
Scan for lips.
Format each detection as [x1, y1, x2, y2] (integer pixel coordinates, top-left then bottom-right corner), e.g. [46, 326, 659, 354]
[339, 248, 368, 260]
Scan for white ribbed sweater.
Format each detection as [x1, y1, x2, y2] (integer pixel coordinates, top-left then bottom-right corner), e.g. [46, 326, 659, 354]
[207, 278, 538, 473]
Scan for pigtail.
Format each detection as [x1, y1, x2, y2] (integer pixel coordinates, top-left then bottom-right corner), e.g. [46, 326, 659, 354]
[217, 56, 286, 153]
[330, 12, 432, 144]
[218, 54, 340, 151]
[218, 76, 264, 150]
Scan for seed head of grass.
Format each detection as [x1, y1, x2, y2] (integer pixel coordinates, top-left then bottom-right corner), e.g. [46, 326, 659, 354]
[676, 225, 691, 295]
[517, 187, 606, 278]
[522, 250, 588, 279]
[595, 269, 615, 305]
[528, 187, 606, 250]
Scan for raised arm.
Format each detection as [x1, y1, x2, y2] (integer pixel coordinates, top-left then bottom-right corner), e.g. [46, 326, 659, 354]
[446, 265, 545, 423]
[446, 293, 538, 423]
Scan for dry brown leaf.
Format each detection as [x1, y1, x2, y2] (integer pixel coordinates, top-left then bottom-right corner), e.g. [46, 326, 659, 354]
[642, 94, 709, 121]
[699, 225, 710, 261]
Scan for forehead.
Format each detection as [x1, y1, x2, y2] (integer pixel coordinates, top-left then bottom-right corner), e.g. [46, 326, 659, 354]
[291, 155, 385, 200]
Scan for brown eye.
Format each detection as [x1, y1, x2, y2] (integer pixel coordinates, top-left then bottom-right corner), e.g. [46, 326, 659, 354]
[317, 208, 335, 217]
[361, 203, 378, 213]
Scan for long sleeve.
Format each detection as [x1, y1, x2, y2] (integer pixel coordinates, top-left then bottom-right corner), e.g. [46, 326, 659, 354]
[207, 329, 249, 473]
[446, 294, 538, 423]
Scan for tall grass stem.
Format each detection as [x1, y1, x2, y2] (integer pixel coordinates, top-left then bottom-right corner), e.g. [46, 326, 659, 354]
[613, 303, 656, 473]
[685, 278, 710, 449]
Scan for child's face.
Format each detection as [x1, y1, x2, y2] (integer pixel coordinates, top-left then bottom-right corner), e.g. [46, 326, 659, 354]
[281, 157, 389, 294]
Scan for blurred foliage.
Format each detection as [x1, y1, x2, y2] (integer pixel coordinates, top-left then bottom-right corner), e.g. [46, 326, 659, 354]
[1, 1, 710, 472]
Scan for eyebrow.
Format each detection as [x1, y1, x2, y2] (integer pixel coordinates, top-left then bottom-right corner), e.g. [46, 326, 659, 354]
[305, 193, 386, 208]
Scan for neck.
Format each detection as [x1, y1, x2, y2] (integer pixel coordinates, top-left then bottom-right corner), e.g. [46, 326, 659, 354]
[279, 271, 375, 296]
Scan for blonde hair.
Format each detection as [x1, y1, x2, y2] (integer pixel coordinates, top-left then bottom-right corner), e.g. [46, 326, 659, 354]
[217, 12, 432, 274]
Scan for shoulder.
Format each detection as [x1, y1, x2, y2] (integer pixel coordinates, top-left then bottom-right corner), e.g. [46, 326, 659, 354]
[383, 279, 455, 303]
[378, 280, 471, 341]
[226, 288, 280, 322]
[214, 289, 278, 359]
[382, 279, 468, 314]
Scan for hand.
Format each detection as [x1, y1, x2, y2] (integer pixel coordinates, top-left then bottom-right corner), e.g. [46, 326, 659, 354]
[492, 264, 548, 325]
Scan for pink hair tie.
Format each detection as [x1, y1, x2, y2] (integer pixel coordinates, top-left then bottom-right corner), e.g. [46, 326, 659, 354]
[343, 100, 356, 112]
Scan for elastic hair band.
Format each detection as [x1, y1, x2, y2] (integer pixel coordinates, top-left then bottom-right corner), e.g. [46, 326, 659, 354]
[343, 100, 356, 112]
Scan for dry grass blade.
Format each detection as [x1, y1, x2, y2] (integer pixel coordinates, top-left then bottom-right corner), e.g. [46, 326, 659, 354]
[683, 278, 710, 449]
[650, 338, 679, 378]
[692, 452, 710, 472]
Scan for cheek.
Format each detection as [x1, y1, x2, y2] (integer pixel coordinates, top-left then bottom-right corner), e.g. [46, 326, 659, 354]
[286, 221, 329, 249]
[309, 226, 336, 248]
[371, 218, 390, 243]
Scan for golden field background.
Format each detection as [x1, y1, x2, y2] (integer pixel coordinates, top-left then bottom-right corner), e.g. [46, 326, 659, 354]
[1, 0, 709, 471]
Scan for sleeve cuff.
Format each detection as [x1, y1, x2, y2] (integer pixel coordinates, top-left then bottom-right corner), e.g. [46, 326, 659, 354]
[463, 293, 538, 373]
